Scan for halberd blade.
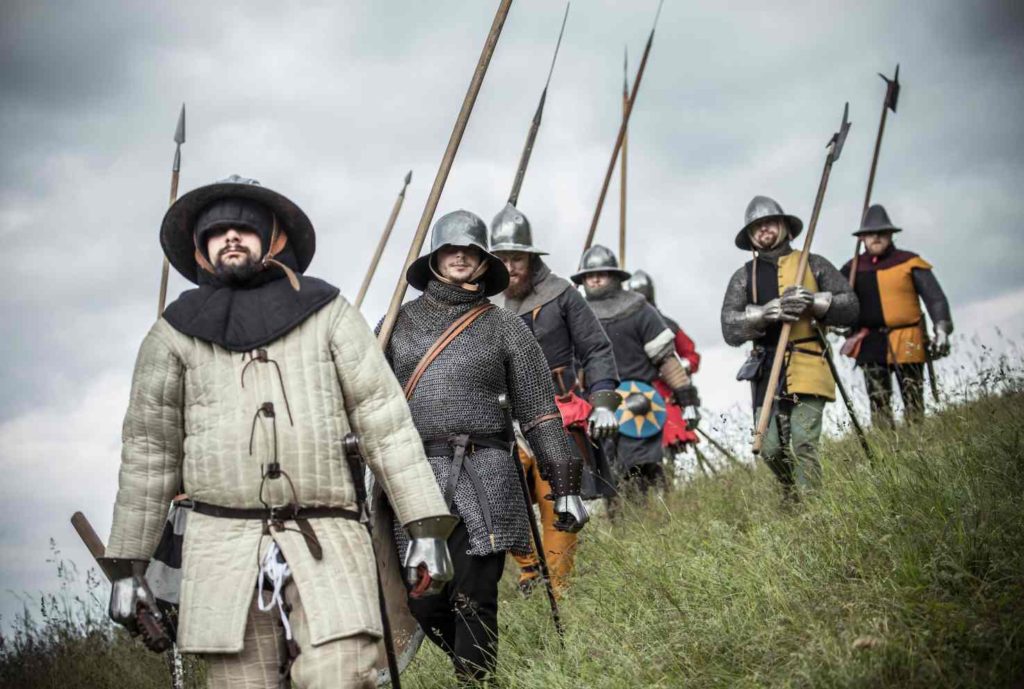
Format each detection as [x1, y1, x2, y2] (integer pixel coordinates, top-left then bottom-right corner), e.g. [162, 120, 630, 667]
[828, 102, 851, 163]
[879, 63, 900, 113]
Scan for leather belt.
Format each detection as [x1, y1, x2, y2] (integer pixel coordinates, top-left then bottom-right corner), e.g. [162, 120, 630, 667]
[422, 434, 509, 550]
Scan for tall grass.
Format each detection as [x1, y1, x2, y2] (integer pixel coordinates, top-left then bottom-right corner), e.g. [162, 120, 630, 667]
[4, 367, 1022, 687]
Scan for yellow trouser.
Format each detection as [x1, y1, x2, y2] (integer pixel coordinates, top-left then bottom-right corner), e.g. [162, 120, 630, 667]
[512, 448, 578, 597]
[204, 583, 377, 689]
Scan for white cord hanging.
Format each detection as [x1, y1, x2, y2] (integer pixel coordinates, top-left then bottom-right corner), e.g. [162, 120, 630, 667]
[256, 542, 293, 640]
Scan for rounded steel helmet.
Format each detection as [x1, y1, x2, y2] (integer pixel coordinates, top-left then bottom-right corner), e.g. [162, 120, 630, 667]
[406, 209, 510, 296]
[570, 244, 631, 284]
[735, 195, 804, 250]
[854, 204, 902, 236]
[489, 203, 547, 255]
[626, 269, 655, 304]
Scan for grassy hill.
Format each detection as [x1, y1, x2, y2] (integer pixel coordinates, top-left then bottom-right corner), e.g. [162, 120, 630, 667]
[3, 387, 1023, 688]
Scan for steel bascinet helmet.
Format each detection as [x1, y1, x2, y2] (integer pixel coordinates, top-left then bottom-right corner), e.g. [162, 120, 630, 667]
[489, 203, 547, 255]
[570, 244, 631, 284]
[406, 209, 510, 297]
[626, 269, 655, 304]
[735, 195, 804, 251]
[160, 174, 315, 284]
[854, 204, 902, 236]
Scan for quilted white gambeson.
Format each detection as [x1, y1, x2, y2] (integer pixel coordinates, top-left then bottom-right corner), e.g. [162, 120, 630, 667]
[106, 295, 448, 653]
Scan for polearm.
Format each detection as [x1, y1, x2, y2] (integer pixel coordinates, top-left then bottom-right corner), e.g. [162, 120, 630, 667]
[377, 0, 514, 347]
[157, 104, 186, 317]
[354, 171, 412, 309]
[815, 326, 875, 462]
[695, 427, 746, 472]
[752, 104, 852, 455]
[507, 2, 569, 206]
[848, 65, 899, 288]
[619, 47, 628, 266]
[583, 0, 664, 251]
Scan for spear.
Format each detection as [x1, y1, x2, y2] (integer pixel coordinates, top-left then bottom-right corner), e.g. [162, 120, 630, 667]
[507, 2, 569, 206]
[752, 104, 851, 455]
[377, 0, 514, 348]
[157, 104, 186, 317]
[619, 46, 629, 267]
[583, 0, 664, 252]
[354, 171, 412, 309]
[849, 65, 899, 288]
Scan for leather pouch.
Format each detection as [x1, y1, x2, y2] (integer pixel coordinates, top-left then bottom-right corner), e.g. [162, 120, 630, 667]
[736, 347, 766, 381]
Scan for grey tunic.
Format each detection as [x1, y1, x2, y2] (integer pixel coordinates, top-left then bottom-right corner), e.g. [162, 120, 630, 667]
[385, 279, 578, 557]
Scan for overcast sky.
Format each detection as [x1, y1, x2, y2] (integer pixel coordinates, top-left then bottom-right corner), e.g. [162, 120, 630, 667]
[2, 0, 1023, 627]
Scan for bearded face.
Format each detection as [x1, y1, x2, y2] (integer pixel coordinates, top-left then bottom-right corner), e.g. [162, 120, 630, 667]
[499, 251, 533, 300]
[582, 272, 619, 300]
[207, 227, 263, 285]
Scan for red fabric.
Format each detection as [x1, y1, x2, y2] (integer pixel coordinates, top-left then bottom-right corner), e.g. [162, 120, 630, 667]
[653, 379, 698, 446]
[555, 392, 592, 429]
[674, 328, 700, 373]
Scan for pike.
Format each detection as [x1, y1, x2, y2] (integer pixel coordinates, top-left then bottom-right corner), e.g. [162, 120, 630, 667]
[377, 0, 514, 348]
[583, 0, 664, 252]
[695, 427, 747, 472]
[354, 170, 412, 309]
[752, 103, 852, 455]
[70, 512, 183, 689]
[815, 325, 875, 462]
[848, 65, 899, 288]
[499, 394, 565, 641]
[157, 104, 186, 317]
[506, 2, 570, 206]
[619, 46, 629, 266]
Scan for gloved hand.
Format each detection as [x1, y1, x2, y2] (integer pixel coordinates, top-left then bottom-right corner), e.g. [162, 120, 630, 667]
[929, 328, 951, 359]
[403, 515, 459, 598]
[588, 406, 618, 440]
[683, 405, 701, 431]
[553, 495, 589, 533]
[672, 384, 700, 408]
[108, 572, 160, 634]
[761, 297, 789, 323]
[780, 285, 814, 319]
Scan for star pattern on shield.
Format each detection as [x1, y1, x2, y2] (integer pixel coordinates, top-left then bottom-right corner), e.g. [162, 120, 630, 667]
[617, 381, 666, 435]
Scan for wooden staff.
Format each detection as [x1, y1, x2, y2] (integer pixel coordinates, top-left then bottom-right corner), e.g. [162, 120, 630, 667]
[849, 65, 900, 288]
[752, 104, 851, 455]
[354, 171, 412, 309]
[583, 0, 664, 252]
[157, 104, 186, 316]
[619, 46, 628, 266]
[377, 0, 514, 348]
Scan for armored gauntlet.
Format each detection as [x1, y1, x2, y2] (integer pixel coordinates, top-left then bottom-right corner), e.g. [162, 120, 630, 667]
[587, 389, 620, 440]
[403, 515, 459, 598]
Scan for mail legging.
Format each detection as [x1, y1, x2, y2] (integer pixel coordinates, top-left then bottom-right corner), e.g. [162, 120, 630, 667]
[204, 585, 377, 689]
[407, 521, 506, 682]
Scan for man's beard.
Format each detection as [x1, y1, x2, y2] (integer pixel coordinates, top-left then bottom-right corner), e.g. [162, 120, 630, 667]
[504, 270, 533, 300]
[214, 250, 260, 286]
[584, 280, 620, 301]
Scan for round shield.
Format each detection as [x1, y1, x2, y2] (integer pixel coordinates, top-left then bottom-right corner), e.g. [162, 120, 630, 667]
[614, 380, 667, 439]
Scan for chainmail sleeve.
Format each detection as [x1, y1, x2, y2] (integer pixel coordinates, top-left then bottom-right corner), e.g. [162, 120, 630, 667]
[502, 313, 581, 498]
[809, 253, 859, 328]
[911, 267, 952, 329]
[720, 265, 761, 346]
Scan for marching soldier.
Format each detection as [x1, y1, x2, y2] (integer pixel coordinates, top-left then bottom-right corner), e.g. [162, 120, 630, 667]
[575, 245, 698, 496]
[490, 203, 620, 596]
[627, 270, 703, 476]
[840, 204, 953, 426]
[103, 175, 455, 688]
[721, 196, 858, 494]
[383, 209, 587, 683]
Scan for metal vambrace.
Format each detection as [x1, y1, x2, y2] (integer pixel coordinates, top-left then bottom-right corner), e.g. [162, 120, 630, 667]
[811, 291, 833, 319]
[659, 355, 692, 390]
[403, 515, 459, 595]
[553, 495, 590, 533]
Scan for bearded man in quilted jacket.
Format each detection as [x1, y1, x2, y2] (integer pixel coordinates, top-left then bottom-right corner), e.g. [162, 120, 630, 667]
[103, 175, 455, 689]
[382, 209, 588, 684]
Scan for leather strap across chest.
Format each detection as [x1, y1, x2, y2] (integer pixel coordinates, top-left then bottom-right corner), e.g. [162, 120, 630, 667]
[403, 303, 496, 400]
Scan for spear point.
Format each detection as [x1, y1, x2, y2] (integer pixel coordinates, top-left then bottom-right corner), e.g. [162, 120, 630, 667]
[172, 103, 186, 172]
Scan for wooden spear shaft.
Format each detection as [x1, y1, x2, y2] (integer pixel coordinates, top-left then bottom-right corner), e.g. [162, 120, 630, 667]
[752, 110, 848, 455]
[355, 171, 412, 309]
[157, 104, 186, 317]
[377, 0, 513, 347]
[583, 0, 663, 252]
[619, 48, 628, 266]
[848, 97, 889, 287]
